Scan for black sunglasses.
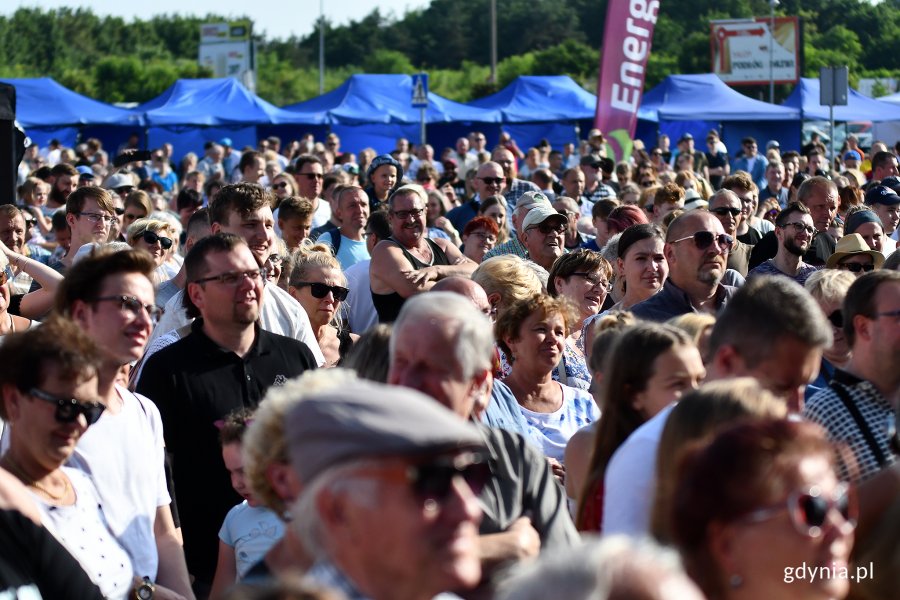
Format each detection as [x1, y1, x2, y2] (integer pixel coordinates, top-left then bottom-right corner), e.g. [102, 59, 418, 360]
[409, 451, 491, 502]
[839, 263, 875, 273]
[28, 387, 105, 425]
[528, 221, 566, 235]
[293, 281, 349, 301]
[827, 309, 843, 328]
[272, 182, 289, 190]
[141, 230, 173, 250]
[479, 177, 505, 186]
[711, 207, 742, 218]
[114, 207, 126, 216]
[671, 231, 733, 251]
[746, 484, 855, 538]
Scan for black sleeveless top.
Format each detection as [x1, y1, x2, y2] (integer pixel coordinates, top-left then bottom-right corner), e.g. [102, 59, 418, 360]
[371, 237, 450, 323]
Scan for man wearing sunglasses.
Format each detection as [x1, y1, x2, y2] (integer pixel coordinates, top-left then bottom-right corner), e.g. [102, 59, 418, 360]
[804, 270, 900, 483]
[370, 184, 475, 323]
[287, 381, 487, 600]
[292, 155, 331, 229]
[137, 233, 317, 594]
[708, 189, 752, 276]
[390, 293, 578, 595]
[56, 248, 195, 600]
[520, 203, 568, 271]
[630, 210, 735, 323]
[447, 161, 505, 233]
[747, 202, 819, 285]
[493, 146, 540, 209]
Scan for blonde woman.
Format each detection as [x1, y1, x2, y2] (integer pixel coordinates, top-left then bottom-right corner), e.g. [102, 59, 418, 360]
[125, 218, 177, 284]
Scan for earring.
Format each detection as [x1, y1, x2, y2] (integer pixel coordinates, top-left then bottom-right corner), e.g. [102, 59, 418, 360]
[729, 574, 743, 588]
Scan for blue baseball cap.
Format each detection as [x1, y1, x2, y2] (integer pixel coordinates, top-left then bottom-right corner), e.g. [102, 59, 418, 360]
[219, 137, 233, 148]
[843, 150, 861, 162]
[76, 165, 95, 180]
[864, 185, 900, 207]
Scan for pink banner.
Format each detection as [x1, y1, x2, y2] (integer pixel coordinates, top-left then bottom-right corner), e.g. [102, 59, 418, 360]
[595, 0, 660, 159]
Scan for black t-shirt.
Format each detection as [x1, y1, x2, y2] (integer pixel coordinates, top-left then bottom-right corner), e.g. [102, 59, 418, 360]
[135, 321, 317, 585]
[0, 509, 104, 599]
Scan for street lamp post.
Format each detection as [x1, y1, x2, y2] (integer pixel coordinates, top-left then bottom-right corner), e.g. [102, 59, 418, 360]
[319, 0, 325, 95]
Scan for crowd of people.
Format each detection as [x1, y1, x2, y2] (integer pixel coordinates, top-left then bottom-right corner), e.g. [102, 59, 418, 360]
[0, 125, 899, 600]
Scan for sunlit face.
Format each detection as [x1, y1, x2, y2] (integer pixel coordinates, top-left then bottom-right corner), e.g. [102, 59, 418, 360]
[722, 455, 854, 600]
[297, 162, 324, 199]
[851, 222, 884, 253]
[389, 192, 426, 247]
[555, 269, 610, 321]
[836, 254, 875, 278]
[216, 206, 275, 264]
[504, 309, 567, 374]
[271, 175, 294, 200]
[618, 236, 668, 302]
[0, 214, 26, 255]
[665, 214, 728, 289]
[816, 296, 849, 363]
[26, 183, 50, 207]
[462, 228, 496, 263]
[426, 195, 444, 223]
[804, 187, 838, 232]
[289, 265, 345, 328]
[632, 344, 705, 419]
[562, 170, 585, 198]
[482, 203, 506, 230]
[372, 165, 398, 198]
[279, 216, 312, 251]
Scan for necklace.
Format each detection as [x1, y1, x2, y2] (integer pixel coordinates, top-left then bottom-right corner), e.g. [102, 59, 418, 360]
[1, 456, 70, 501]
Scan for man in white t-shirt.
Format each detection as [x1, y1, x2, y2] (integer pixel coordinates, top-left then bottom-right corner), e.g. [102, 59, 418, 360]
[293, 155, 331, 228]
[59, 247, 194, 598]
[602, 276, 831, 535]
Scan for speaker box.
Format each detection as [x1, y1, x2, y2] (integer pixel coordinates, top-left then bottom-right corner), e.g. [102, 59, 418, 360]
[0, 83, 18, 206]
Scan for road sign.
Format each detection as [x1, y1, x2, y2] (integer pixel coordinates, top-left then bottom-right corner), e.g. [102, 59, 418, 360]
[411, 73, 429, 108]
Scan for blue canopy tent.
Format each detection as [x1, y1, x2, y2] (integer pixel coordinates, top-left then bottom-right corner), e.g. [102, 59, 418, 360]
[637, 74, 802, 152]
[467, 75, 597, 150]
[134, 78, 328, 159]
[783, 78, 900, 122]
[2, 77, 143, 149]
[281, 74, 500, 154]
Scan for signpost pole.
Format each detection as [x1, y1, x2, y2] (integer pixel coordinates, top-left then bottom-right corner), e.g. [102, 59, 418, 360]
[411, 73, 429, 146]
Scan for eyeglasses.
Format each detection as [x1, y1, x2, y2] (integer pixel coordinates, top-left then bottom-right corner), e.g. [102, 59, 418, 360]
[876, 309, 900, 319]
[711, 207, 742, 218]
[265, 254, 285, 266]
[114, 186, 135, 195]
[27, 387, 105, 425]
[640, 180, 655, 188]
[390, 208, 425, 220]
[468, 231, 497, 243]
[93, 295, 163, 324]
[838, 262, 875, 273]
[781, 222, 816, 235]
[827, 309, 843, 328]
[76, 212, 118, 225]
[364, 451, 491, 505]
[479, 177, 506, 186]
[300, 173, 324, 180]
[670, 231, 733, 251]
[570, 272, 610, 290]
[141, 230, 173, 250]
[744, 483, 855, 538]
[114, 207, 126, 216]
[527, 221, 566, 235]
[272, 182, 289, 190]
[193, 268, 267, 286]
[292, 281, 349, 301]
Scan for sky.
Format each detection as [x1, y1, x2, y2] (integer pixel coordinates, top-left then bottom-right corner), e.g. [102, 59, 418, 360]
[7, 0, 432, 41]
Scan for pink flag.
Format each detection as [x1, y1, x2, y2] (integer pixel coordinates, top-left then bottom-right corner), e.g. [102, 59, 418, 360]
[594, 0, 660, 160]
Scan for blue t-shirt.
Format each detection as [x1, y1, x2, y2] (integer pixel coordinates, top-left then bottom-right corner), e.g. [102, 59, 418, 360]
[321, 232, 369, 271]
[219, 501, 284, 580]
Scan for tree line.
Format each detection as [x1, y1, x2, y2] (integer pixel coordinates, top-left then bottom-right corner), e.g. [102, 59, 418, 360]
[0, 0, 897, 107]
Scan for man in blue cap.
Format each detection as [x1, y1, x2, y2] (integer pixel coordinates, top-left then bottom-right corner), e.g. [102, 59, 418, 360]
[220, 137, 241, 181]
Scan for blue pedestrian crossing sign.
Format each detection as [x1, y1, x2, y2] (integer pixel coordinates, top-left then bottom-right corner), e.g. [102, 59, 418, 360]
[411, 73, 429, 108]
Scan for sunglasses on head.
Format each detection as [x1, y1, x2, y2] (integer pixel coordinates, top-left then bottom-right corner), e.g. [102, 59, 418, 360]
[827, 309, 843, 328]
[839, 262, 875, 273]
[28, 387, 105, 426]
[711, 207, 742, 218]
[671, 231, 733, 251]
[142, 230, 173, 250]
[745, 483, 855, 538]
[294, 281, 349, 301]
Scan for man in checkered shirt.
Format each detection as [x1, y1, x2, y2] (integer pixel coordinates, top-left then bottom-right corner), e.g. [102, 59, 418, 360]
[803, 270, 900, 482]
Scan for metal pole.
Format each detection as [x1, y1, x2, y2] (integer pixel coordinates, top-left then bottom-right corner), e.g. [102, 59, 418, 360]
[318, 0, 325, 94]
[420, 107, 427, 146]
[830, 104, 835, 174]
[769, 0, 778, 103]
[489, 0, 497, 85]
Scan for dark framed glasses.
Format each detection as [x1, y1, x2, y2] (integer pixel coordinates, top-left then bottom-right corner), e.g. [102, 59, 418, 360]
[570, 272, 611, 290]
[838, 262, 875, 273]
[300, 172, 324, 180]
[711, 207, 742, 218]
[293, 281, 349, 301]
[141, 230, 173, 250]
[93, 295, 163, 324]
[827, 309, 843, 328]
[28, 387, 105, 425]
[193, 268, 267, 286]
[478, 177, 506, 186]
[390, 208, 424, 220]
[670, 231, 733, 251]
[781, 222, 816, 235]
[528, 221, 566, 235]
[744, 483, 855, 538]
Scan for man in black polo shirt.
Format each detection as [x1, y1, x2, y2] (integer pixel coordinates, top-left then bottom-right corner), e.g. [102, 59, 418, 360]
[135, 233, 316, 595]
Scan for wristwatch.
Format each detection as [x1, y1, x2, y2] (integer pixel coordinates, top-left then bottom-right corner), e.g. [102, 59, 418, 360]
[135, 576, 154, 600]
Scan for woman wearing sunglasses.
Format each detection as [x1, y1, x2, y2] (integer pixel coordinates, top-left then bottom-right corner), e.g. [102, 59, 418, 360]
[125, 218, 176, 284]
[803, 270, 856, 403]
[287, 245, 358, 367]
[673, 418, 855, 600]
[0, 318, 138, 599]
[270, 173, 298, 208]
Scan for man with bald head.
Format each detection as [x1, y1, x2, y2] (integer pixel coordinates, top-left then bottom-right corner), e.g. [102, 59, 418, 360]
[431, 276, 492, 317]
[492, 146, 539, 208]
[708, 189, 751, 276]
[631, 210, 736, 322]
[447, 161, 506, 232]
